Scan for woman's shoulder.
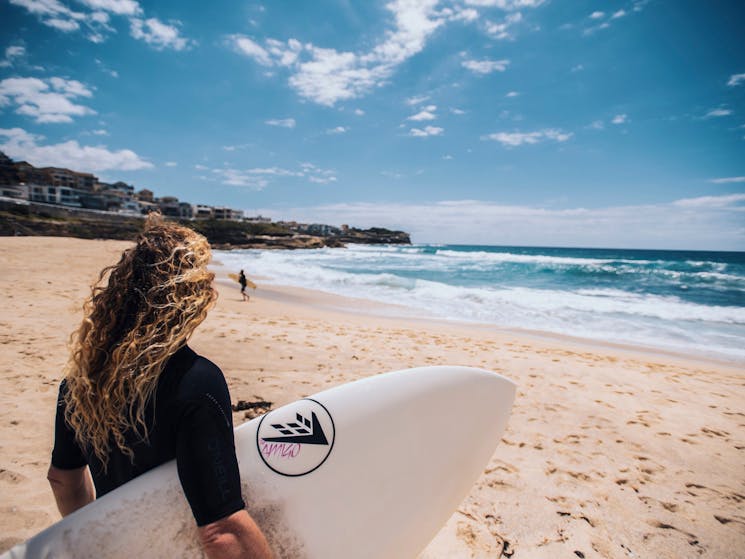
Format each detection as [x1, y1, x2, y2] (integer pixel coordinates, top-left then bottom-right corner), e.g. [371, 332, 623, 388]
[171, 346, 229, 399]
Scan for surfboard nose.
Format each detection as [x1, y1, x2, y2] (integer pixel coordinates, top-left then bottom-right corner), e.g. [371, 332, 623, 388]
[444, 366, 517, 407]
[407, 365, 516, 447]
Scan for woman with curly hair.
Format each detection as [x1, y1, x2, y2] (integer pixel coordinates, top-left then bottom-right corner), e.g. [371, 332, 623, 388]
[47, 214, 272, 559]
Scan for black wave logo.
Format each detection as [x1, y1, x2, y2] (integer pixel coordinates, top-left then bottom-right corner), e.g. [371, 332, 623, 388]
[263, 411, 329, 445]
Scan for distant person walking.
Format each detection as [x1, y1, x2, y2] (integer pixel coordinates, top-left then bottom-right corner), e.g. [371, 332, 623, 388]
[239, 270, 249, 302]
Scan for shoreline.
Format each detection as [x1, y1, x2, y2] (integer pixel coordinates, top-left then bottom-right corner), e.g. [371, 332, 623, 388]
[1, 237, 743, 558]
[214, 269, 744, 373]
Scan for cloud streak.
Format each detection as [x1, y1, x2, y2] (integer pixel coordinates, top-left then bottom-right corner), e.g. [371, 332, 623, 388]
[462, 58, 510, 74]
[267, 195, 745, 250]
[407, 105, 437, 121]
[483, 128, 572, 146]
[704, 107, 732, 118]
[409, 125, 444, 137]
[198, 161, 336, 189]
[709, 176, 745, 184]
[265, 118, 296, 128]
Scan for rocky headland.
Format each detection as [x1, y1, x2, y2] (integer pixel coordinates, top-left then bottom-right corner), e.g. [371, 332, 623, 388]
[0, 200, 411, 249]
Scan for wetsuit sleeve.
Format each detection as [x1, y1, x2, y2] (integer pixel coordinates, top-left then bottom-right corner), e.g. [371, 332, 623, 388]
[51, 380, 88, 470]
[174, 359, 246, 526]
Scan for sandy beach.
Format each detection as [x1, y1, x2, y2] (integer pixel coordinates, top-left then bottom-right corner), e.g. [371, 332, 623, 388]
[0, 236, 743, 558]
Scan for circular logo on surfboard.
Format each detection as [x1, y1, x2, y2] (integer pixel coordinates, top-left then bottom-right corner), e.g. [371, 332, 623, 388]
[256, 398, 335, 477]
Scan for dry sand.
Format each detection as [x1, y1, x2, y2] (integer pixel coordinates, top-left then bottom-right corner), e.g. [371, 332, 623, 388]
[0, 236, 743, 558]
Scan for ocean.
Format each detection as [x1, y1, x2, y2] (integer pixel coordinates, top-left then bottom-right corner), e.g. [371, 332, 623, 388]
[214, 245, 745, 363]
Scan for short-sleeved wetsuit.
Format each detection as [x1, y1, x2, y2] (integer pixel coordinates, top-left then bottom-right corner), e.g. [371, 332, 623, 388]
[51, 345, 246, 526]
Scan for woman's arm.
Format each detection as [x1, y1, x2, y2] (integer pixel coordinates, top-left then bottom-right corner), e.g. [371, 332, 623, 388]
[197, 510, 273, 559]
[47, 464, 95, 516]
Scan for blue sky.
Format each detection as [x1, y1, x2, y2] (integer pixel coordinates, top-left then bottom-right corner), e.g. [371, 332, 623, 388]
[1, 0, 744, 249]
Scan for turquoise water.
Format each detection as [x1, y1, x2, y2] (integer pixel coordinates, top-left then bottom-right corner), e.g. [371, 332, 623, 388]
[216, 245, 745, 363]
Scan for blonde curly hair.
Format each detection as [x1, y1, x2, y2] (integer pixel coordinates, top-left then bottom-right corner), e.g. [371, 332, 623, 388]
[63, 214, 217, 466]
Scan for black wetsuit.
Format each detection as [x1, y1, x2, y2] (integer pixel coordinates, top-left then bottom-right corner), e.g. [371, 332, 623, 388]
[51, 345, 246, 526]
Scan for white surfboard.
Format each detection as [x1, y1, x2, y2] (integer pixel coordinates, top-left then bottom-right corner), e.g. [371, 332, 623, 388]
[3, 366, 515, 559]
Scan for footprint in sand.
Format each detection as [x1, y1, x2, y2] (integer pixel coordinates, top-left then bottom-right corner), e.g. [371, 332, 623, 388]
[0, 469, 28, 484]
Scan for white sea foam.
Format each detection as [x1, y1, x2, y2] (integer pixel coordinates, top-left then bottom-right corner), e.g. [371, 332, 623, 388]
[434, 249, 612, 266]
[215, 247, 745, 362]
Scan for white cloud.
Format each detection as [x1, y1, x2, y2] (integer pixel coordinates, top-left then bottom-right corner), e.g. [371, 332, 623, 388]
[91, 128, 108, 135]
[727, 73, 745, 87]
[505, 91, 519, 97]
[589, 11, 605, 19]
[10, 0, 194, 48]
[409, 125, 443, 137]
[275, 196, 744, 250]
[583, 21, 610, 35]
[46, 17, 81, 31]
[705, 107, 733, 118]
[673, 193, 745, 208]
[229, 0, 448, 106]
[194, 164, 208, 170]
[483, 128, 572, 146]
[0, 45, 26, 68]
[265, 37, 303, 67]
[211, 168, 269, 190]
[0, 127, 152, 171]
[209, 162, 336, 188]
[447, 7, 478, 22]
[462, 58, 510, 74]
[612, 9, 627, 19]
[571, 64, 584, 72]
[165, 161, 177, 167]
[443, 154, 453, 160]
[406, 94, 431, 106]
[588, 120, 605, 130]
[0, 76, 95, 123]
[299, 162, 337, 183]
[308, 175, 337, 184]
[287, 46, 387, 106]
[9, 0, 70, 16]
[9, 0, 114, 41]
[230, 35, 273, 66]
[246, 167, 304, 176]
[5, 45, 26, 58]
[407, 105, 437, 121]
[222, 143, 251, 152]
[464, 0, 545, 9]
[8, 0, 85, 26]
[265, 118, 296, 128]
[451, 107, 466, 115]
[612, 114, 628, 124]
[708, 176, 745, 184]
[77, 0, 141, 16]
[130, 17, 191, 51]
[326, 126, 348, 134]
[485, 12, 523, 40]
[354, 108, 365, 116]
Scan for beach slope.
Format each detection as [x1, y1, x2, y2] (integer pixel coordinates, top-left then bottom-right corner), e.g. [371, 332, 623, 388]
[0, 237, 743, 558]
